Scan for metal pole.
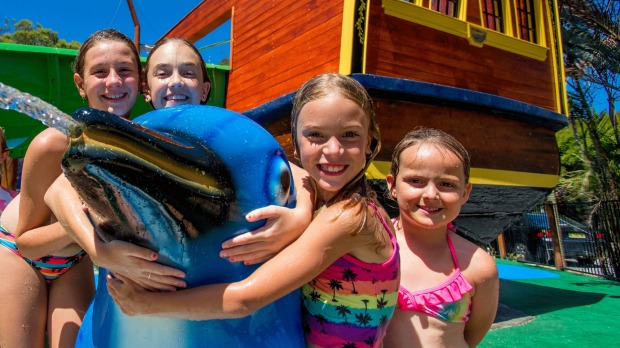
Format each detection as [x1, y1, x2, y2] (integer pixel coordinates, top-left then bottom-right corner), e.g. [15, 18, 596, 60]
[126, 0, 140, 52]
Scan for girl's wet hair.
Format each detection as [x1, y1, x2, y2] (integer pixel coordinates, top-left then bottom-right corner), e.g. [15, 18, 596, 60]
[72, 29, 141, 79]
[390, 127, 471, 183]
[144, 37, 211, 105]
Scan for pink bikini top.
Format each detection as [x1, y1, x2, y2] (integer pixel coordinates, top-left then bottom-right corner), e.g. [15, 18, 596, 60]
[396, 222, 473, 323]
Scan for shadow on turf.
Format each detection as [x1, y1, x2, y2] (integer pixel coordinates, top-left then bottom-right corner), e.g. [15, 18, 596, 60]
[497, 279, 606, 316]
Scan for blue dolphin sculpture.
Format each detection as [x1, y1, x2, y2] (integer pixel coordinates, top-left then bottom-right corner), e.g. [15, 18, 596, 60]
[66, 105, 304, 347]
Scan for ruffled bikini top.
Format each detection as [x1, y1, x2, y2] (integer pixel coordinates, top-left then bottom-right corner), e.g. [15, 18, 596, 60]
[396, 221, 473, 323]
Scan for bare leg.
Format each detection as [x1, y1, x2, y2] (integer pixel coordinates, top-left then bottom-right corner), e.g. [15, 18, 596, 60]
[47, 256, 95, 348]
[0, 246, 48, 348]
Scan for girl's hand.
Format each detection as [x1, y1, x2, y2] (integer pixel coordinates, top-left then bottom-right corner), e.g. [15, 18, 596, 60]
[99, 239, 186, 291]
[219, 205, 310, 265]
[107, 273, 147, 316]
[81, 203, 187, 291]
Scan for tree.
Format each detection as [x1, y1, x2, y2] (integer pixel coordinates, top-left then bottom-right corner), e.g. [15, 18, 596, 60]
[559, 0, 620, 201]
[0, 18, 80, 49]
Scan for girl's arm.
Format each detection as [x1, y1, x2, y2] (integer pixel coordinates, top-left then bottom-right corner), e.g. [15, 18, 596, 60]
[45, 174, 187, 291]
[108, 202, 368, 320]
[464, 249, 499, 347]
[219, 163, 314, 265]
[14, 128, 76, 259]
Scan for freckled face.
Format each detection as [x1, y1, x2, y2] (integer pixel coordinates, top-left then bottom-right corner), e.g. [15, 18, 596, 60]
[387, 144, 471, 231]
[144, 42, 210, 109]
[295, 94, 371, 203]
[74, 41, 139, 118]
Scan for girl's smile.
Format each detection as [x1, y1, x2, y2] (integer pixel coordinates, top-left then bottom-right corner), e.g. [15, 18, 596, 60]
[418, 205, 442, 214]
[317, 164, 348, 176]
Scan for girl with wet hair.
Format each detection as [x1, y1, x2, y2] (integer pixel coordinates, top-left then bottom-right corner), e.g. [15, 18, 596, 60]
[384, 128, 499, 348]
[0, 29, 143, 348]
[107, 73, 400, 347]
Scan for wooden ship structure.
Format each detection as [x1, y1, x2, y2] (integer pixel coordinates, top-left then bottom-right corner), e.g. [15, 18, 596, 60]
[161, 0, 568, 244]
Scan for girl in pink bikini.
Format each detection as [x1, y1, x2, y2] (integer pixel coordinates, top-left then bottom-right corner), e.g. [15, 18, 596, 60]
[384, 128, 499, 348]
[0, 29, 144, 348]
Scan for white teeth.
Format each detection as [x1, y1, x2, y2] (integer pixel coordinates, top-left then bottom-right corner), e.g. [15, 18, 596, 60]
[106, 93, 124, 100]
[420, 206, 440, 212]
[166, 95, 189, 101]
[321, 165, 344, 173]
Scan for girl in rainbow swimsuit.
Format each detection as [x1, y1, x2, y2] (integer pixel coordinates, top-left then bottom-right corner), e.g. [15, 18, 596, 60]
[107, 72, 400, 348]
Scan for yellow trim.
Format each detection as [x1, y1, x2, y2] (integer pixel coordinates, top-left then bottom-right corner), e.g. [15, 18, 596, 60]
[476, 24, 549, 60]
[381, 0, 548, 61]
[366, 161, 391, 180]
[362, 0, 371, 73]
[534, 0, 546, 47]
[366, 160, 559, 188]
[547, 0, 569, 115]
[503, 0, 514, 36]
[340, 0, 357, 75]
[457, 0, 468, 21]
[469, 168, 558, 188]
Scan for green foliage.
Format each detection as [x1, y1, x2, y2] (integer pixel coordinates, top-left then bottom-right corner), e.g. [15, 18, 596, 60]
[0, 18, 80, 49]
[558, 0, 620, 202]
[56, 39, 81, 49]
[554, 115, 619, 201]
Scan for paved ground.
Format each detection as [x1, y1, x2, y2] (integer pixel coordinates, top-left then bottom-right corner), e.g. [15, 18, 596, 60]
[480, 259, 620, 347]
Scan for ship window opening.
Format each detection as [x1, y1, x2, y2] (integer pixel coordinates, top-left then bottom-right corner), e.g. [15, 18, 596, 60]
[432, 0, 459, 17]
[516, 0, 537, 43]
[482, 0, 503, 32]
[194, 19, 232, 66]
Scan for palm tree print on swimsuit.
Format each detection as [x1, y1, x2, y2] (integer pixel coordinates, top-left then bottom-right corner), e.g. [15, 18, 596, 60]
[329, 279, 344, 301]
[342, 268, 359, 294]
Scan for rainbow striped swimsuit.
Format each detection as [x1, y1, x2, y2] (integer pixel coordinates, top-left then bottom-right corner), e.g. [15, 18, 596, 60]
[301, 206, 400, 347]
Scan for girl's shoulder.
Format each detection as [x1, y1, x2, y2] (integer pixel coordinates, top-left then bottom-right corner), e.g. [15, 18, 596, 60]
[314, 199, 359, 226]
[321, 196, 386, 218]
[320, 198, 395, 263]
[451, 233, 498, 281]
[28, 128, 69, 157]
[315, 198, 389, 235]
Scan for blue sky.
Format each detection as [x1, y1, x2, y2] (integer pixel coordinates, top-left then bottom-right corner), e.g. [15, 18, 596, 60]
[2, 1, 615, 113]
[1, 0, 231, 64]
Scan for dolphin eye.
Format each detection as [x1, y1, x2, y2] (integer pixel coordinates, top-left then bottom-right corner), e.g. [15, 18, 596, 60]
[266, 152, 292, 207]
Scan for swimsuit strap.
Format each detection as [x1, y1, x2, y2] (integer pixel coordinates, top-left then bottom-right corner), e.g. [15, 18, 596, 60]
[0, 222, 15, 239]
[446, 232, 460, 271]
[368, 201, 394, 239]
